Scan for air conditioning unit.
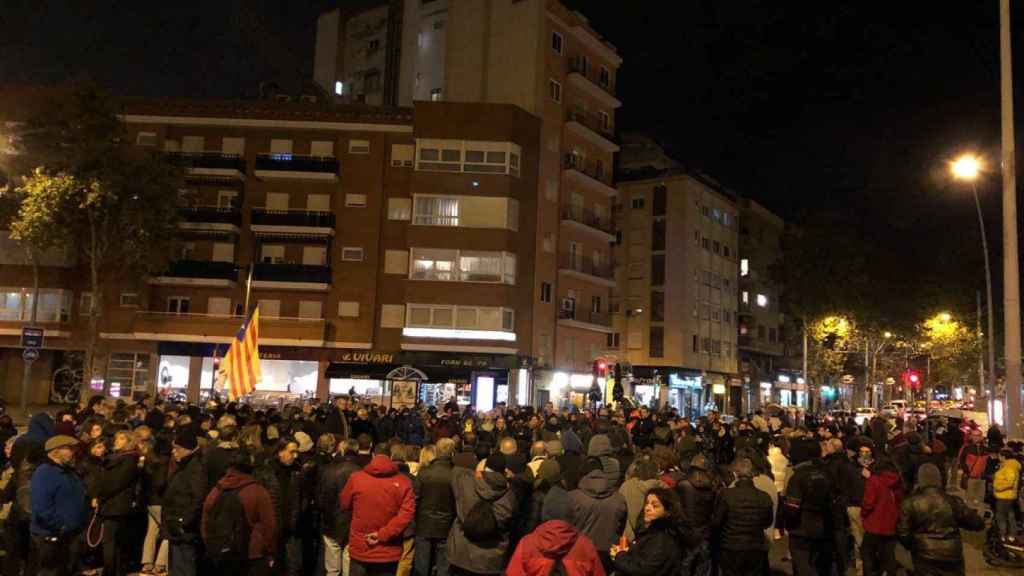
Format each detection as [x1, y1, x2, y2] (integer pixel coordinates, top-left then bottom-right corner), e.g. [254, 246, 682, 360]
[561, 298, 576, 312]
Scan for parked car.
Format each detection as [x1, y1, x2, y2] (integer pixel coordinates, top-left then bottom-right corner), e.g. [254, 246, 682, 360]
[854, 407, 877, 426]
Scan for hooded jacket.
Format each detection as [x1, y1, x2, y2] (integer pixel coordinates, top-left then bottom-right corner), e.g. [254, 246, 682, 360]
[201, 469, 277, 559]
[506, 520, 606, 576]
[447, 467, 517, 575]
[994, 458, 1021, 500]
[619, 477, 663, 541]
[13, 413, 53, 470]
[568, 435, 627, 552]
[861, 469, 903, 535]
[340, 454, 415, 563]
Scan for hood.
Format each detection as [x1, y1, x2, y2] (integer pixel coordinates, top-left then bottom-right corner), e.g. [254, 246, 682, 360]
[578, 457, 620, 498]
[26, 413, 55, 442]
[873, 470, 902, 490]
[917, 463, 943, 488]
[475, 469, 509, 500]
[217, 468, 257, 491]
[622, 477, 662, 498]
[561, 428, 585, 455]
[532, 519, 580, 558]
[587, 434, 613, 458]
[363, 454, 399, 477]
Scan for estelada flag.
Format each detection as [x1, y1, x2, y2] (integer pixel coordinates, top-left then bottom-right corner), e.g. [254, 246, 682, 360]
[219, 307, 262, 401]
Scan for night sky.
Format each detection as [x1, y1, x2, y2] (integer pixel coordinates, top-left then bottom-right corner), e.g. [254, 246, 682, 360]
[2, 1, 1021, 323]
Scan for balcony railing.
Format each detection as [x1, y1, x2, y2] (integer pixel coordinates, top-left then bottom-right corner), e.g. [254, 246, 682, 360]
[166, 152, 246, 173]
[561, 205, 614, 235]
[568, 56, 615, 95]
[254, 154, 339, 175]
[253, 263, 332, 284]
[558, 254, 614, 279]
[558, 308, 611, 327]
[178, 206, 242, 226]
[567, 109, 615, 140]
[563, 154, 608, 183]
[251, 209, 336, 228]
[164, 260, 239, 281]
[133, 311, 326, 343]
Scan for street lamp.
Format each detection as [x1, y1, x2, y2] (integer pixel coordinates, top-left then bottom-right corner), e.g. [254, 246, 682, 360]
[951, 153, 997, 423]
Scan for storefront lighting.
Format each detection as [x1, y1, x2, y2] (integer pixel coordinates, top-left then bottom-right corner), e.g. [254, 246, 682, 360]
[796, 377, 805, 385]
[570, 374, 594, 389]
[402, 327, 516, 341]
[759, 382, 772, 390]
[712, 383, 726, 394]
[777, 374, 791, 383]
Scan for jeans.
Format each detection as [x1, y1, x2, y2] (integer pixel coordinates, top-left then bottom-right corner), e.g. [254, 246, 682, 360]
[276, 534, 303, 576]
[413, 536, 449, 576]
[719, 549, 768, 576]
[789, 536, 832, 576]
[996, 499, 1019, 539]
[323, 535, 342, 576]
[861, 532, 897, 576]
[142, 505, 169, 570]
[168, 542, 197, 576]
[32, 533, 81, 576]
[349, 560, 398, 576]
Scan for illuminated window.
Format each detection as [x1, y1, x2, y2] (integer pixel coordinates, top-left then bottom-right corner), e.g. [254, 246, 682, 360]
[740, 259, 749, 276]
[756, 294, 769, 308]
[742, 291, 749, 305]
[334, 81, 344, 95]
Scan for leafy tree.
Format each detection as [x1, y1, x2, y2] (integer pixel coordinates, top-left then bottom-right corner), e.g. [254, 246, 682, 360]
[918, 311, 979, 394]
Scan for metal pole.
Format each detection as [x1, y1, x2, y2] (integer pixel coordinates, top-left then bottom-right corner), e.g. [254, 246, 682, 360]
[243, 264, 254, 317]
[978, 290, 988, 408]
[972, 181, 998, 422]
[803, 316, 810, 412]
[863, 336, 870, 408]
[21, 256, 39, 415]
[1000, 0, 1022, 436]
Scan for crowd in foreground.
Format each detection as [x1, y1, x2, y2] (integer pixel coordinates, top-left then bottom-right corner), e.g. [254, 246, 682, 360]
[0, 394, 1018, 576]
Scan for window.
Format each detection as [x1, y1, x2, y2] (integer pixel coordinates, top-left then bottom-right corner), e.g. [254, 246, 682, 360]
[607, 333, 620, 348]
[261, 245, 285, 264]
[136, 132, 157, 147]
[334, 81, 344, 95]
[107, 353, 150, 400]
[384, 250, 409, 275]
[348, 139, 370, 154]
[341, 247, 364, 262]
[740, 259, 749, 276]
[388, 198, 412, 220]
[649, 327, 664, 358]
[769, 327, 778, 343]
[591, 296, 601, 314]
[651, 254, 665, 285]
[416, 140, 462, 171]
[298, 301, 323, 319]
[723, 245, 730, 258]
[207, 297, 231, 316]
[338, 301, 360, 318]
[464, 141, 510, 174]
[552, 31, 563, 55]
[406, 303, 513, 332]
[258, 300, 280, 318]
[430, 88, 443, 101]
[712, 240, 720, 254]
[702, 237, 710, 251]
[311, 141, 334, 157]
[543, 233, 554, 253]
[410, 248, 515, 284]
[222, 137, 245, 155]
[368, 38, 380, 51]
[119, 292, 139, 307]
[269, 139, 293, 156]
[631, 195, 644, 209]
[380, 304, 405, 328]
[545, 180, 558, 202]
[599, 65, 610, 87]
[742, 291, 749, 305]
[758, 325, 767, 341]
[345, 194, 367, 208]
[549, 79, 562, 103]
[541, 282, 552, 303]
[723, 212, 732, 227]
[182, 136, 205, 153]
[651, 291, 664, 321]
[80, 292, 94, 316]
[652, 220, 666, 251]
[391, 144, 414, 167]
[415, 139, 521, 175]
[217, 190, 238, 209]
[266, 192, 289, 210]
[600, 111, 610, 132]
[756, 294, 769, 308]
[167, 297, 190, 314]
[411, 248, 456, 281]
[413, 196, 460, 226]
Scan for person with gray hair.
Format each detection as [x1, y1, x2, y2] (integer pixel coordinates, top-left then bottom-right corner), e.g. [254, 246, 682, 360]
[527, 441, 548, 477]
[414, 437, 456, 576]
[712, 458, 775, 576]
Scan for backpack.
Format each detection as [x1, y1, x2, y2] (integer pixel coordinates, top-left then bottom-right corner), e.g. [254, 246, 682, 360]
[462, 497, 500, 543]
[203, 487, 251, 570]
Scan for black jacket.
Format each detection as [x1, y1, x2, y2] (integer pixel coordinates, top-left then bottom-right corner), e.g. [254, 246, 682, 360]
[414, 456, 455, 539]
[256, 459, 308, 536]
[713, 477, 774, 551]
[783, 460, 834, 540]
[161, 451, 208, 543]
[318, 453, 361, 541]
[96, 450, 142, 517]
[612, 517, 683, 576]
[896, 485, 983, 564]
[676, 468, 716, 546]
[324, 406, 349, 440]
[205, 442, 240, 487]
[141, 451, 169, 507]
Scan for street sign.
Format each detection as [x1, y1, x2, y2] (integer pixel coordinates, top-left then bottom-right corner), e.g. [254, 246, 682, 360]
[22, 348, 39, 362]
[20, 327, 43, 349]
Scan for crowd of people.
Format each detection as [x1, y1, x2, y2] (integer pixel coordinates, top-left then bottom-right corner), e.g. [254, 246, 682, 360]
[0, 393, 1016, 576]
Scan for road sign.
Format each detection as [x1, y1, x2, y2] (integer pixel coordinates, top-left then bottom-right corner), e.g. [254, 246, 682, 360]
[20, 327, 43, 349]
[22, 348, 39, 362]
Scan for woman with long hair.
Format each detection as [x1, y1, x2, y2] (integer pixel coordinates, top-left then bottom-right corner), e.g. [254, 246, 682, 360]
[609, 487, 685, 576]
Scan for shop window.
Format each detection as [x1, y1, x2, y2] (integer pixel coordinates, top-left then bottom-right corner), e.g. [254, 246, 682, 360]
[106, 353, 150, 400]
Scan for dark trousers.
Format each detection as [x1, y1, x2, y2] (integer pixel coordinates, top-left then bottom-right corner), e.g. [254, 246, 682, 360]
[275, 534, 303, 576]
[833, 527, 851, 572]
[31, 533, 81, 576]
[350, 559, 399, 576]
[413, 536, 449, 576]
[911, 557, 966, 576]
[103, 517, 137, 576]
[719, 548, 768, 576]
[169, 542, 198, 576]
[861, 532, 898, 576]
[789, 536, 832, 576]
[598, 551, 614, 576]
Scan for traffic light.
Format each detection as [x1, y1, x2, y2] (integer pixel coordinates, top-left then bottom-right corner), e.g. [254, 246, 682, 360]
[612, 363, 624, 402]
[593, 359, 608, 379]
[901, 369, 922, 390]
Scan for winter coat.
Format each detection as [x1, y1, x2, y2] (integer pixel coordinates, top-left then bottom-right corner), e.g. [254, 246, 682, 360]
[12, 413, 53, 471]
[506, 519, 606, 576]
[29, 460, 88, 537]
[611, 517, 683, 576]
[96, 450, 141, 517]
[318, 452, 361, 542]
[569, 437, 627, 552]
[712, 477, 774, 551]
[842, 459, 868, 507]
[861, 470, 903, 535]
[896, 485, 983, 565]
[349, 419, 376, 443]
[768, 446, 790, 494]
[415, 456, 456, 539]
[869, 417, 889, 452]
[201, 469, 277, 559]
[619, 477, 663, 541]
[141, 450, 169, 507]
[161, 450, 207, 543]
[205, 442, 240, 487]
[993, 458, 1021, 500]
[676, 468, 716, 546]
[255, 458, 308, 537]
[557, 452, 586, 491]
[401, 415, 426, 446]
[447, 467, 517, 575]
[340, 454, 415, 563]
[782, 460, 834, 540]
[77, 455, 105, 500]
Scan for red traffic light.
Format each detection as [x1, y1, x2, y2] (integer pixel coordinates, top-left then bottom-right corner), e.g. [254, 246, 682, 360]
[598, 361, 607, 371]
[901, 369, 922, 390]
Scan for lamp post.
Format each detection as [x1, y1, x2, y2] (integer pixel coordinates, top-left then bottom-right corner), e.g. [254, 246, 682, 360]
[952, 155, 997, 423]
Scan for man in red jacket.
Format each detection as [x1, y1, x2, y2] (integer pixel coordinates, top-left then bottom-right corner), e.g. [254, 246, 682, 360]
[341, 453, 415, 576]
[860, 455, 904, 576]
[507, 486, 605, 576]
[201, 455, 277, 576]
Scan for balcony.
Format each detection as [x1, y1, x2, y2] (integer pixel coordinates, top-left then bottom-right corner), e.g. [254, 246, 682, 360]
[149, 260, 238, 287]
[567, 57, 621, 109]
[566, 110, 619, 153]
[563, 155, 617, 198]
[557, 253, 616, 288]
[738, 334, 784, 356]
[250, 209, 335, 237]
[251, 263, 331, 292]
[557, 307, 612, 333]
[178, 206, 242, 234]
[166, 152, 246, 180]
[254, 154, 340, 182]
[561, 205, 615, 240]
[133, 312, 326, 346]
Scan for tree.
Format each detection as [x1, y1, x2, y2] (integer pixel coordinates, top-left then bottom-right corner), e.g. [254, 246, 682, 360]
[808, 314, 857, 407]
[8, 85, 182, 392]
[918, 311, 978, 396]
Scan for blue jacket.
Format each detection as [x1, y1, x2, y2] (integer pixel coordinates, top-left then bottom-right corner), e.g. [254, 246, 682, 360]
[30, 461, 88, 537]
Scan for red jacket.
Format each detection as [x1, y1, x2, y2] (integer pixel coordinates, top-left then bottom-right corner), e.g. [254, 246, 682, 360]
[861, 470, 903, 536]
[201, 469, 277, 559]
[506, 520, 606, 576]
[340, 454, 415, 563]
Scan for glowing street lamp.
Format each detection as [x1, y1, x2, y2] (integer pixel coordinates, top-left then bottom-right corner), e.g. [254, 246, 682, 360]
[951, 154, 982, 181]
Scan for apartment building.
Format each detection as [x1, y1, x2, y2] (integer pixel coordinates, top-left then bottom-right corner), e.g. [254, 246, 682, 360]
[0, 97, 550, 409]
[737, 199, 805, 409]
[315, 0, 623, 407]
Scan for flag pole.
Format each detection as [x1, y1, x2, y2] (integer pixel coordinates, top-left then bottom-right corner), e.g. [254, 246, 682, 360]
[243, 264, 254, 319]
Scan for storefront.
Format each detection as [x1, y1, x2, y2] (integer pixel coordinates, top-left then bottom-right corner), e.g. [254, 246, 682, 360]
[532, 370, 595, 409]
